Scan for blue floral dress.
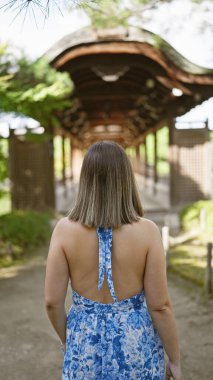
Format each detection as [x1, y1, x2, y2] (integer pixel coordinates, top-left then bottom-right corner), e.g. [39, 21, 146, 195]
[62, 226, 165, 379]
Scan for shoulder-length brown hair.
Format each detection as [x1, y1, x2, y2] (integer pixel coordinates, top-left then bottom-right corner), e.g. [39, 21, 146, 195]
[68, 140, 143, 228]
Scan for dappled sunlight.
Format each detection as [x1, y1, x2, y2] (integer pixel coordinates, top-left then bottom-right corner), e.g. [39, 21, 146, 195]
[0, 255, 46, 280]
[169, 240, 212, 287]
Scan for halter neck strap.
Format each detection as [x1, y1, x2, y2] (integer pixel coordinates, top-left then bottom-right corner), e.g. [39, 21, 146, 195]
[96, 226, 117, 302]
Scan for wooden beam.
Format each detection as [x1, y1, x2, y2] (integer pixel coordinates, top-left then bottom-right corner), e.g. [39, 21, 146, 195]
[52, 41, 213, 85]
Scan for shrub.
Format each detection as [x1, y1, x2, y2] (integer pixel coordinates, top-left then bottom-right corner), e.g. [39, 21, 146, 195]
[180, 200, 213, 232]
[0, 210, 51, 266]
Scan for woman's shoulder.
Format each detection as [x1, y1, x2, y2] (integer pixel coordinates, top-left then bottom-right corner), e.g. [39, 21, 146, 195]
[137, 217, 160, 232]
[135, 218, 162, 243]
[54, 217, 94, 235]
[54, 217, 160, 236]
[51, 217, 77, 235]
[136, 218, 163, 254]
[118, 218, 161, 243]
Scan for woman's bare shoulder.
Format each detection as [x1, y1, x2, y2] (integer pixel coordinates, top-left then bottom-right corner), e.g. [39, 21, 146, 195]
[52, 217, 81, 234]
[137, 217, 160, 232]
[136, 218, 164, 259]
[136, 217, 161, 241]
[54, 217, 93, 235]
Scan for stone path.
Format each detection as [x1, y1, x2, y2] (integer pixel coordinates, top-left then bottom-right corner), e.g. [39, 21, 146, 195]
[0, 247, 212, 380]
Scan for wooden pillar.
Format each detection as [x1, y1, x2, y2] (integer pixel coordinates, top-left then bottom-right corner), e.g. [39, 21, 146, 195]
[47, 125, 55, 209]
[153, 131, 158, 193]
[168, 120, 174, 206]
[8, 127, 15, 211]
[61, 134, 66, 185]
[135, 144, 140, 173]
[70, 137, 73, 181]
[72, 140, 84, 182]
[144, 137, 148, 178]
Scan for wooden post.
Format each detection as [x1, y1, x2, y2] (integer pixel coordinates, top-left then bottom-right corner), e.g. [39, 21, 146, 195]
[144, 137, 148, 178]
[136, 144, 140, 173]
[205, 242, 212, 294]
[8, 126, 15, 211]
[46, 125, 56, 210]
[168, 119, 175, 207]
[62, 134, 66, 185]
[70, 137, 73, 181]
[162, 225, 170, 269]
[153, 131, 158, 194]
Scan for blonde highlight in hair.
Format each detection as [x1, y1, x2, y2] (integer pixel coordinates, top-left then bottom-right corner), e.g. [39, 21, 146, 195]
[68, 141, 144, 228]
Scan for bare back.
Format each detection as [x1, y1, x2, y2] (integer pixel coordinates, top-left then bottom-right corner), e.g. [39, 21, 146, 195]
[61, 217, 153, 303]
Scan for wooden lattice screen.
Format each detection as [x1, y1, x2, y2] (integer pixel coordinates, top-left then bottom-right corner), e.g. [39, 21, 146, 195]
[9, 133, 55, 211]
[169, 126, 212, 206]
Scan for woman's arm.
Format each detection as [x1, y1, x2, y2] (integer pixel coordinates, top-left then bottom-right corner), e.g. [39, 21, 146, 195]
[44, 219, 69, 345]
[144, 221, 181, 374]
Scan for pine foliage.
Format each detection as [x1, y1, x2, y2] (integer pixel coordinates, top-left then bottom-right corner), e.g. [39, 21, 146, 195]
[0, 45, 73, 126]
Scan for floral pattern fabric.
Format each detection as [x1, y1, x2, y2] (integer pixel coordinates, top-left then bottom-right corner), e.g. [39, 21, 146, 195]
[62, 227, 165, 379]
[97, 226, 117, 301]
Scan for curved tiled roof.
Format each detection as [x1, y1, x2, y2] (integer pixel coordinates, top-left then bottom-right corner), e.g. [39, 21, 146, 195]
[45, 27, 213, 147]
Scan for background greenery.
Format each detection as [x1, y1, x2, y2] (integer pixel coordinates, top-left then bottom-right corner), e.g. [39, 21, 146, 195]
[168, 241, 211, 288]
[0, 210, 51, 267]
[180, 200, 213, 233]
[77, 0, 205, 30]
[0, 44, 73, 127]
[54, 136, 71, 180]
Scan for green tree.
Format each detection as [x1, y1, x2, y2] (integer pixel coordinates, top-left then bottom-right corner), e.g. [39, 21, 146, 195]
[78, 0, 205, 29]
[0, 44, 73, 201]
[79, 0, 131, 29]
[0, 1, 207, 33]
[0, 44, 73, 127]
[1, 1, 205, 27]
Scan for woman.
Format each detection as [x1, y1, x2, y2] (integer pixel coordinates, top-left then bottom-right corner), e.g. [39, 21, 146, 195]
[45, 140, 181, 380]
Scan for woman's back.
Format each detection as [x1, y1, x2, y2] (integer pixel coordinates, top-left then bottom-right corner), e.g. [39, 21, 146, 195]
[61, 217, 151, 303]
[45, 141, 181, 380]
[59, 217, 165, 379]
